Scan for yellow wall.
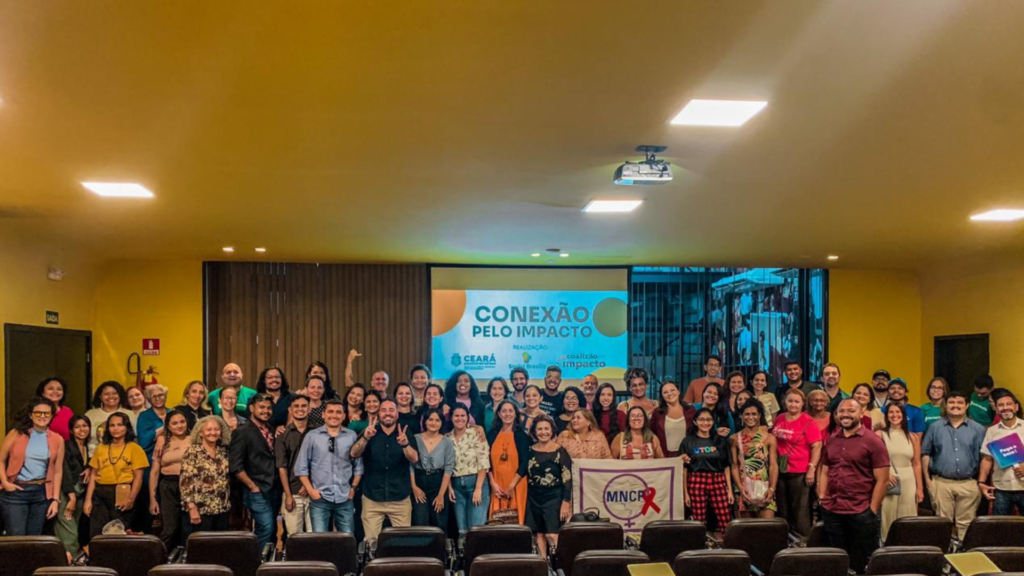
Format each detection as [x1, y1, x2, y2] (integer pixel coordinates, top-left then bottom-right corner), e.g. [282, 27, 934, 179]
[919, 260, 1024, 398]
[92, 260, 205, 407]
[828, 269, 924, 404]
[0, 230, 102, 430]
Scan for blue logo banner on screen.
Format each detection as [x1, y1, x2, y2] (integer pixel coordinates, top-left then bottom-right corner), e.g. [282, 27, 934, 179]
[431, 290, 628, 380]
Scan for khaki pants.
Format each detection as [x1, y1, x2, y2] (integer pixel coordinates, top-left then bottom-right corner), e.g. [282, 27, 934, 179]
[931, 477, 981, 539]
[361, 496, 411, 541]
[280, 493, 311, 535]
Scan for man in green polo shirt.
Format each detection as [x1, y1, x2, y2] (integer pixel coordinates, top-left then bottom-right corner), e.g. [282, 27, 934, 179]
[968, 374, 996, 427]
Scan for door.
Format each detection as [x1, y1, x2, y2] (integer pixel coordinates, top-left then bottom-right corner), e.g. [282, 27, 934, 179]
[934, 333, 989, 394]
[5, 324, 92, 425]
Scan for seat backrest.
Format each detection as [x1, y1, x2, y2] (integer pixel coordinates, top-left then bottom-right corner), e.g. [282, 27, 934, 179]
[573, 550, 650, 576]
[971, 547, 1024, 573]
[285, 532, 359, 576]
[364, 558, 446, 576]
[769, 547, 849, 576]
[673, 549, 751, 576]
[638, 520, 706, 564]
[149, 566, 234, 576]
[722, 518, 790, 574]
[186, 531, 262, 576]
[90, 534, 168, 576]
[805, 522, 828, 547]
[468, 554, 549, 576]
[884, 517, 954, 550]
[975, 573, 1024, 576]
[464, 526, 534, 572]
[554, 522, 624, 576]
[34, 569, 118, 576]
[0, 536, 67, 576]
[963, 517, 1024, 550]
[256, 561, 339, 576]
[376, 527, 446, 562]
[865, 546, 945, 576]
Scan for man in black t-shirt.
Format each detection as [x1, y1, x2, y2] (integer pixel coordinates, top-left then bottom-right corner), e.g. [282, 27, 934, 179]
[539, 365, 564, 418]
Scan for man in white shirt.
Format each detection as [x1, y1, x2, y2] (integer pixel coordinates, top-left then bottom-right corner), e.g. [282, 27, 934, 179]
[978, 389, 1024, 516]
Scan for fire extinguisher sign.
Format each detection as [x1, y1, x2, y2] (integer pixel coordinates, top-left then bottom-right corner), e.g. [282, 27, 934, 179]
[143, 339, 161, 356]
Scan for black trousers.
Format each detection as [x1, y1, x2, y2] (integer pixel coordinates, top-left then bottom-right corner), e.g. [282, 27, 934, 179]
[157, 475, 182, 549]
[411, 470, 450, 531]
[90, 484, 138, 541]
[822, 507, 880, 574]
[181, 511, 229, 540]
[777, 472, 811, 537]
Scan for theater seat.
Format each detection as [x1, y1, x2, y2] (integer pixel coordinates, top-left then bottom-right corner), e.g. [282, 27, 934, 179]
[884, 517, 954, 551]
[673, 549, 751, 576]
[553, 522, 624, 576]
[149, 565, 234, 576]
[768, 547, 849, 576]
[90, 534, 168, 576]
[186, 532, 262, 576]
[970, 547, 1024, 572]
[364, 557, 446, 576]
[569, 550, 650, 576]
[722, 518, 789, 575]
[961, 517, 1024, 550]
[803, 522, 828, 548]
[864, 546, 945, 576]
[0, 536, 67, 576]
[33, 569, 118, 576]
[256, 561, 339, 576]
[463, 525, 534, 574]
[638, 520, 706, 564]
[375, 527, 448, 566]
[285, 532, 359, 576]
[468, 554, 548, 576]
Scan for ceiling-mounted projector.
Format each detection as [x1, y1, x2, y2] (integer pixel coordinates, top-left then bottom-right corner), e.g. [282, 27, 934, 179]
[614, 145, 673, 185]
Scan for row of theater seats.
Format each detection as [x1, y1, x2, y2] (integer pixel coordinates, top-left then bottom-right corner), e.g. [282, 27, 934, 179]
[3, 516, 1023, 576]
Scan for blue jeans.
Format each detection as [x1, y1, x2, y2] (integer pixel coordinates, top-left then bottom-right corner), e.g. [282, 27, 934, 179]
[994, 490, 1024, 516]
[0, 483, 49, 535]
[309, 497, 355, 534]
[243, 487, 282, 548]
[452, 474, 490, 535]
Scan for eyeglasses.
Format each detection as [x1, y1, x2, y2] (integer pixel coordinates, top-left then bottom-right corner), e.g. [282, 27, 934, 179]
[32, 411, 53, 418]
[328, 436, 336, 453]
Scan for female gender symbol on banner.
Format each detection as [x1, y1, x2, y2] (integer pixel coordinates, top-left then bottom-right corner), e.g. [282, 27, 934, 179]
[602, 473, 660, 527]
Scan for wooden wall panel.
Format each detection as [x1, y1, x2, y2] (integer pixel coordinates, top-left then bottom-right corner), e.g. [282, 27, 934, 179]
[204, 262, 430, 395]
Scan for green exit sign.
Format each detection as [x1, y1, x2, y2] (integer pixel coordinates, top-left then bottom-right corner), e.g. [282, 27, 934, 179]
[46, 310, 59, 325]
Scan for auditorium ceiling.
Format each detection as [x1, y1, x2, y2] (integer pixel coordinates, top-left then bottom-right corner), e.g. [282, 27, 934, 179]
[1, 1, 1023, 268]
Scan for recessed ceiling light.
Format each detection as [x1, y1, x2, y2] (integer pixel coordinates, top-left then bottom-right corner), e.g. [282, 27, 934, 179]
[970, 209, 1024, 222]
[670, 99, 768, 127]
[82, 182, 154, 198]
[222, 247, 234, 253]
[530, 253, 541, 257]
[583, 200, 644, 213]
[560, 253, 570, 258]
[255, 247, 267, 253]
[827, 255, 839, 261]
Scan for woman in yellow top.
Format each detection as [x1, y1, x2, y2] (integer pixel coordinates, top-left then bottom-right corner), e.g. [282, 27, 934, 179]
[83, 412, 149, 540]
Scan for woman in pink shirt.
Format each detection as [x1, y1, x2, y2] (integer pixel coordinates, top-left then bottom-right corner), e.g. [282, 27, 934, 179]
[771, 388, 822, 538]
[37, 378, 74, 441]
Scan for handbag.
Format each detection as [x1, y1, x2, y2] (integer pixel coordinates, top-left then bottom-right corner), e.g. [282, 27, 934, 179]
[570, 507, 610, 523]
[886, 465, 902, 496]
[738, 431, 770, 505]
[114, 483, 133, 509]
[490, 496, 519, 525]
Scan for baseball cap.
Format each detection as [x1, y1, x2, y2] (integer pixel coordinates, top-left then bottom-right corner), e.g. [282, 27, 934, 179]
[872, 369, 891, 380]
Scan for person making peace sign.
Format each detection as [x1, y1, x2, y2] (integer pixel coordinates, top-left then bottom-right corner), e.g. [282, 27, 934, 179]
[349, 399, 419, 540]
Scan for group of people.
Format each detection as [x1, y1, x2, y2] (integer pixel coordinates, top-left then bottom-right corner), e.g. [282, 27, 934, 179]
[1, 353, 1021, 574]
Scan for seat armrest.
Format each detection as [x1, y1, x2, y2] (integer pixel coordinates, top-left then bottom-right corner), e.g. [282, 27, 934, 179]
[706, 534, 723, 549]
[72, 551, 89, 566]
[750, 566, 765, 576]
[625, 534, 640, 550]
[950, 537, 964, 553]
[787, 532, 805, 547]
[167, 546, 185, 564]
[260, 542, 275, 563]
[555, 569, 566, 576]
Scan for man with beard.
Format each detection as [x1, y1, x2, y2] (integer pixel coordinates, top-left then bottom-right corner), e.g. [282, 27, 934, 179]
[296, 399, 362, 533]
[229, 394, 281, 548]
[979, 389, 1024, 517]
[349, 399, 417, 540]
[257, 366, 292, 431]
[871, 369, 891, 409]
[818, 399, 890, 574]
[581, 374, 599, 410]
[510, 367, 529, 406]
[921, 391, 985, 539]
[276, 394, 311, 535]
[683, 355, 724, 404]
[539, 365, 564, 418]
[209, 363, 257, 416]
[774, 361, 819, 407]
[822, 363, 849, 413]
[885, 378, 925, 436]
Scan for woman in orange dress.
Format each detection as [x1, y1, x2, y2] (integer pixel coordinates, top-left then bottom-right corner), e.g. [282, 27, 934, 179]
[486, 400, 530, 523]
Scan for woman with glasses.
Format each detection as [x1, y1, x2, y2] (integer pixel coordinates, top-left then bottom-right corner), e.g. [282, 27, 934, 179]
[921, 377, 949, 430]
[611, 406, 665, 459]
[218, 386, 248, 431]
[555, 387, 584, 435]
[682, 408, 733, 535]
[0, 397, 64, 535]
[136, 385, 170, 461]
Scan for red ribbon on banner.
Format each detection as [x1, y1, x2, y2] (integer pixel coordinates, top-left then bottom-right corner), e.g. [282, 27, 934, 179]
[640, 487, 661, 514]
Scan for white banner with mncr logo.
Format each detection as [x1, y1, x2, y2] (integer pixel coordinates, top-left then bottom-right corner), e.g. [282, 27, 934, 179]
[572, 458, 686, 534]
